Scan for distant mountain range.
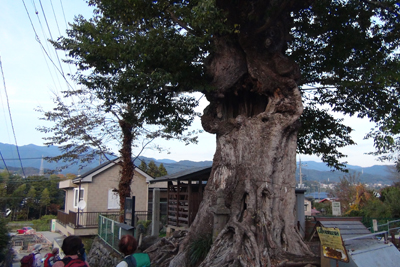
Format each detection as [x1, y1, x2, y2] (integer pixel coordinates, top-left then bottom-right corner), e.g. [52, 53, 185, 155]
[0, 143, 394, 184]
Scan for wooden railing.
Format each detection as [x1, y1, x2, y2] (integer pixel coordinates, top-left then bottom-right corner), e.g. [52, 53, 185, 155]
[57, 210, 120, 228]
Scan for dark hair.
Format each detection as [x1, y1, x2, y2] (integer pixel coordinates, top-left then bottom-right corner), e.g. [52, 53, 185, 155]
[118, 235, 137, 256]
[61, 236, 83, 256]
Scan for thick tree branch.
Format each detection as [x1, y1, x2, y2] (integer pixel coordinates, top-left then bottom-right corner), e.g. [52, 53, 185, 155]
[166, 9, 197, 35]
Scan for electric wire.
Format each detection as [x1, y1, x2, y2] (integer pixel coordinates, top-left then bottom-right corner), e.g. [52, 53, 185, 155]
[50, 0, 62, 36]
[38, 0, 66, 78]
[52, 0, 76, 88]
[0, 150, 11, 175]
[21, 0, 75, 91]
[59, 0, 68, 30]
[31, 0, 63, 93]
[0, 57, 26, 178]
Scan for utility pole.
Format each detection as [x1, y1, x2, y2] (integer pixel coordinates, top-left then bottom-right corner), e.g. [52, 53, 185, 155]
[39, 155, 44, 176]
[299, 156, 303, 188]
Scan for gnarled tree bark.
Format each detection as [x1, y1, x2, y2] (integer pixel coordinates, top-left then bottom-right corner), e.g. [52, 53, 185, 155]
[170, 1, 314, 266]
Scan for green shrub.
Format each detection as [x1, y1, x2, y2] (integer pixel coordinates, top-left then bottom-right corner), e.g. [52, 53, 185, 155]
[0, 218, 10, 262]
[32, 215, 56, 231]
[137, 220, 152, 228]
[81, 236, 95, 253]
[188, 234, 212, 266]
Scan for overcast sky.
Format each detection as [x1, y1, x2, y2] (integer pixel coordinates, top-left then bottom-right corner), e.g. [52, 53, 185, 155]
[0, 0, 390, 168]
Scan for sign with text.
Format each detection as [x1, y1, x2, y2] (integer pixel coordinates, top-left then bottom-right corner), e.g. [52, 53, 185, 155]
[317, 227, 349, 262]
[332, 201, 341, 216]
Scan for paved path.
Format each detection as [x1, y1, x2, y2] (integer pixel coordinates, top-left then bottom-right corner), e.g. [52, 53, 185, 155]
[12, 231, 64, 267]
[40, 231, 64, 244]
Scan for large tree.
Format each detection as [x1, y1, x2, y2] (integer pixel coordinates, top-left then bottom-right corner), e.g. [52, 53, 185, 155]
[54, 0, 400, 265]
[38, 88, 197, 215]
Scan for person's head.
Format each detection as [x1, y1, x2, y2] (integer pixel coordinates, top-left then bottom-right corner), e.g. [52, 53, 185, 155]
[118, 235, 137, 256]
[61, 236, 84, 256]
[52, 247, 59, 255]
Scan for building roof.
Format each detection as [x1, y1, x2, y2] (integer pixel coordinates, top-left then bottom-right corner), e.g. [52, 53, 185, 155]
[305, 191, 329, 199]
[316, 217, 370, 240]
[72, 158, 153, 183]
[149, 165, 212, 183]
[314, 217, 400, 266]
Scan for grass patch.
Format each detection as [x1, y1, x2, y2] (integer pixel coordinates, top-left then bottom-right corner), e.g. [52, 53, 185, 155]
[32, 215, 56, 231]
[81, 236, 95, 253]
[188, 234, 212, 267]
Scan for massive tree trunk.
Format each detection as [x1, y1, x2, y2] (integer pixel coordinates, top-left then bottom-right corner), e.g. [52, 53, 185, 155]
[171, 2, 314, 266]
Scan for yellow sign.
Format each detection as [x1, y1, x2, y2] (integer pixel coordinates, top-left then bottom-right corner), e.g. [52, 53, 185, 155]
[317, 227, 349, 262]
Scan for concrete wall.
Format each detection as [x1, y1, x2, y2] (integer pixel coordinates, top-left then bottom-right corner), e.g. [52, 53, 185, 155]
[56, 221, 98, 237]
[305, 199, 312, 216]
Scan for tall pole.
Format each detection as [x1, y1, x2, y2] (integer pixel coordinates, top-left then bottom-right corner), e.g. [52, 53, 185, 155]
[77, 177, 82, 228]
[299, 156, 302, 188]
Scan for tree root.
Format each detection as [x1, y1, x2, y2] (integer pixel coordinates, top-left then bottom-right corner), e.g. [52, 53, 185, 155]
[144, 230, 188, 267]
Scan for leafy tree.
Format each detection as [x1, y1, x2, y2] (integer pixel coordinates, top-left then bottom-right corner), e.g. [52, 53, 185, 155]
[158, 163, 168, 177]
[10, 184, 26, 221]
[0, 172, 8, 212]
[147, 161, 159, 177]
[0, 218, 10, 263]
[139, 161, 148, 172]
[380, 186, 400, 218]
[40, 188, 51, 216]
[140, 160, 168, 177]
[26, 186, 37, 220]
[329, 173, 361, 213]
[345, 183, 372, 216]
[360, 196, 391, 219]
[38, 87, 197, 217]
[313, 201, 332, 216]
[54, 0, 400, 265]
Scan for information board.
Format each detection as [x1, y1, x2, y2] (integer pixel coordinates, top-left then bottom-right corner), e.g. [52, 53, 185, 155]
[317, 226, 349, 262]
[332, 202, 341, 216]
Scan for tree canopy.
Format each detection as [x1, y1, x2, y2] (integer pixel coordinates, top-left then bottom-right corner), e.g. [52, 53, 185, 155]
[53, 0, 400, 265]
[54, 0, 400, 169]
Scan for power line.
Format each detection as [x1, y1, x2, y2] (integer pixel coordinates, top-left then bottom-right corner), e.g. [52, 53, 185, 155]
[50, 0, 63, 36]
[0, 57, 26, 178]
[21, 0, 75, 92]
[31, 0, 64, 93]
[38, 0, 66, 78]
[0, 150, 10, 175]
[1, 157, 47, 160]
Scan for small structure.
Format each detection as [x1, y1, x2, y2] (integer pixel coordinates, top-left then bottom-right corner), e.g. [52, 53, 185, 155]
[310, 217, 400, 267]
[56, 158, 156, 236]
[304, 198, 313, 216]
[150, 166, 210, 231]
[150, 165, 308, 237]
[306, 191, 329, 201]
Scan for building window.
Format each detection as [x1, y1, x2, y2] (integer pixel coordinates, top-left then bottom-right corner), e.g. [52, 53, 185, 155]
[73, 188, 84, 209]
[108, 189, 120, 209]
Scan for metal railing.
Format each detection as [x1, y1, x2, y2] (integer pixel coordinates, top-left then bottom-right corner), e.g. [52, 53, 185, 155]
[369, 218, 400, 233]
[98, 215, 121, 252]
[57, 210, 120, 228]
[98, 211, 152, 253]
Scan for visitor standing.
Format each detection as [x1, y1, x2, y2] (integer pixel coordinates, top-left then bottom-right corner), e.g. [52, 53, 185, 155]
[53, 236, 89, 267]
